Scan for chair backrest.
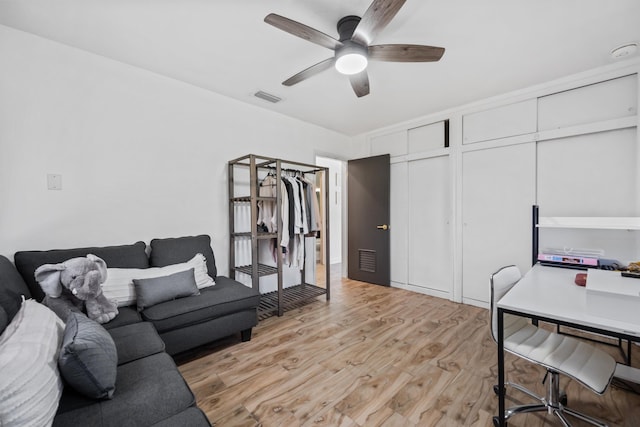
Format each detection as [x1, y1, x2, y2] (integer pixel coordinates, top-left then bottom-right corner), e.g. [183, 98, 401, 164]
[490, 265, 522, 341]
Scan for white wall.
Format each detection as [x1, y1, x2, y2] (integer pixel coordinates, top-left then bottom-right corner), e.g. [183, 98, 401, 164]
[0, 25, 360, 273]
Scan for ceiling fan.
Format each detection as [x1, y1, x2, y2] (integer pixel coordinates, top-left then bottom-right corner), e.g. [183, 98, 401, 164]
[264, 0, 445, 98]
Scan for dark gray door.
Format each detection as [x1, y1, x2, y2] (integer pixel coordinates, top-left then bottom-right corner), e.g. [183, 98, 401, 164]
[347, 154, 390, 286]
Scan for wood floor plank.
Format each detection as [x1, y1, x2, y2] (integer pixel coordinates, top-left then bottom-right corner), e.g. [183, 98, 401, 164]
[301, 407, 358, 427]
[334, 365, 414, 425]
[209, 404, 260, 427]
[178, 266, 640, 427]
[251, 364, 364, 425]
[196, 364, 290, 422]
[389, 363, 456, 424]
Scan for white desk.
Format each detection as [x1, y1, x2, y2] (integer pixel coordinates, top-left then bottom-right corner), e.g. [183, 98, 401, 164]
[499, 265, 640, 337]
[494, 264, 640, 426]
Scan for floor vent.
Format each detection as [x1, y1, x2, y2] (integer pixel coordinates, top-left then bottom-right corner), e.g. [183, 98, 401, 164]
[254, 91, 282, 103]
[358, 249, 376, 273]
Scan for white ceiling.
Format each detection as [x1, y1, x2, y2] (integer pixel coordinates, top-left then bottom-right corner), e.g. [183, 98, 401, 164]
[1, 0, 639, 136]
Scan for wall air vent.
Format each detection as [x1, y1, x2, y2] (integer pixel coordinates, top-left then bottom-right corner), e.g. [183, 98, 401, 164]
[358, 249, 376, 273]
[254, 91, 282, 103]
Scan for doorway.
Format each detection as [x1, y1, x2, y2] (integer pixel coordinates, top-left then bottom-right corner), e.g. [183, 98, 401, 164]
[315, 156, 345, 277]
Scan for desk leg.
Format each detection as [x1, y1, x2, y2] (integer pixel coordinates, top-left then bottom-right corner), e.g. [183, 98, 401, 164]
[497, 308, 506, 427]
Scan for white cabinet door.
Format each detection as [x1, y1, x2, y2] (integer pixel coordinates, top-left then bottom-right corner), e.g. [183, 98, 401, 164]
[538, 75, 637, 131]
[408, 121, 446, 153]
[462, 99, 537, 144]
[370, 130, 407, 157]
[462, 143, 536, 305]
[407, 155, 452, 297]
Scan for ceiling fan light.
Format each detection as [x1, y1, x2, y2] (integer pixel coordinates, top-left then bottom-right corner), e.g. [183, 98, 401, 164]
[335, 46, 368, 75]
[335, 53, 368, 75]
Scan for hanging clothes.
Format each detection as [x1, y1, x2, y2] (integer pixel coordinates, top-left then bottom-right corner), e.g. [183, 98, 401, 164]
[286, 176, 303, 234]
[256, 169, 322, 271]
[301, 175, 321, 234]
[281, 177, 295, 242]
[257, 174, 278, 233]
[284, 176, 304, 269]
[297, 178, 312, 234]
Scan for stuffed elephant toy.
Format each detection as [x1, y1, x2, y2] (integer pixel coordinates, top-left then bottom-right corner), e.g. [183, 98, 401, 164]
[35, 254, 118, 324]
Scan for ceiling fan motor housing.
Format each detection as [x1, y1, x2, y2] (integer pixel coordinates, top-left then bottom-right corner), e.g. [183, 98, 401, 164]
[337, 15, 362, 42]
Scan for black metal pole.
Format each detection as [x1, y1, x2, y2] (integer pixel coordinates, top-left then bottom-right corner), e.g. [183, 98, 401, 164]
[497, 307, 506, 427]
[532, 205, 539, 267]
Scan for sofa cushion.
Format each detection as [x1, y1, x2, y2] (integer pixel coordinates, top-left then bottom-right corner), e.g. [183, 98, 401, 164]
[58, 312, 118, 399]
[141, 276, 260, 333]
[0, 256, 32, 329]
[150, 235, 217, 278]
[108, 322, 165, 365]
[134, 268, 200, 311]
[102, 254, 215, 308]
[102, 306, 142, 330]
[0, 299, 65, 427]
[15, 241, 149, 301]
[0, 307, 7, 336]
[160, 309, 257, 356]
[54, 353, 196, 427]
[151, 407, 211, 427]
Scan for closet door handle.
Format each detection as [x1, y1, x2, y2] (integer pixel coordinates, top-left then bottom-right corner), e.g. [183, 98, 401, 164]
[376, 224, 389, 230]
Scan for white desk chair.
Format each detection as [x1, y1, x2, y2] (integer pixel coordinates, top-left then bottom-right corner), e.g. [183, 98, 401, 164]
[490, 265, 617, 427]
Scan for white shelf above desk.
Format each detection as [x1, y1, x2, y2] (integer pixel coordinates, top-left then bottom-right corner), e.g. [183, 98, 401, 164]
[537, 217, 640, 230]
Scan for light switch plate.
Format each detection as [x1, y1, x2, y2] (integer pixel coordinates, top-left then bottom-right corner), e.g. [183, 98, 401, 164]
[47, 174, 62, 190]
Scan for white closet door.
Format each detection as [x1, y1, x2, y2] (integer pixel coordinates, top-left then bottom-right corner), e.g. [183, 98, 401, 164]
[390, 162, 408, 286]
[537, 128, 637, 217]
[407, 155, 452, 297]
[462, 143, 536, 305]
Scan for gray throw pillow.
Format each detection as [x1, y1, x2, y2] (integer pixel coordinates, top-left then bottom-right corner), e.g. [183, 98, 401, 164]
[149, 235, 217, 278]
[58, 311, 117, 399]
[133, 268, 200, 312]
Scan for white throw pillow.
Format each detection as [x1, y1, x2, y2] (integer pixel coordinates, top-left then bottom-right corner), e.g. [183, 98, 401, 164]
[0, 299, 65, 427]
[102, 253, 215, 307]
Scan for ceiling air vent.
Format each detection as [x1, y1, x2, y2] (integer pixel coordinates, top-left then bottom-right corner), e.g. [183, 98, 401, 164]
[254, 91, 282, 104]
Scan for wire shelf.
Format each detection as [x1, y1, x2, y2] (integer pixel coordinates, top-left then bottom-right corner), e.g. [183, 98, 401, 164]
[234, 264, 278, 277]
[259, 284, 327, 320]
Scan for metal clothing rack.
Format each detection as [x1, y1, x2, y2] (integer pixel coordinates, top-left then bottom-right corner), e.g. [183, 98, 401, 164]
[228, 154, 330, 318]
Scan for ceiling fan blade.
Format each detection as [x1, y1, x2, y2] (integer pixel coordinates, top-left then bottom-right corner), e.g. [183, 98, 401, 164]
[369, 44, 445, 62]
[265, 13, 343, 51]
[351, 0, 406, 46]
[349, 71, 370, 97]
[283, 57, 335, 86]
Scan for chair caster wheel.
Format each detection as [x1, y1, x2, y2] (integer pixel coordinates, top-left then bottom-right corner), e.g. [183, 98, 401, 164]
[493, 385, 500, 395]
[492, 416, 506, 427]
[560, 391, 567, 406]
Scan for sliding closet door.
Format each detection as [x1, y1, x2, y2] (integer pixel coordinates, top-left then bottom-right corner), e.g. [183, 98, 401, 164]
[407, 155, 452, 298]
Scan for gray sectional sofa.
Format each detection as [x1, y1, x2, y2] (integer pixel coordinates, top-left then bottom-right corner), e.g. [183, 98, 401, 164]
[0, 235, 261, 426]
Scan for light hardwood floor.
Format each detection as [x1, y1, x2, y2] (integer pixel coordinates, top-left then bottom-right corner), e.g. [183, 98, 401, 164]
[177, 266, 640, 426]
